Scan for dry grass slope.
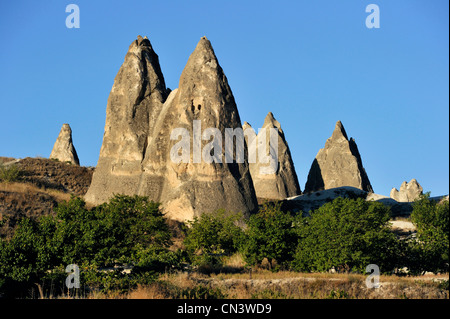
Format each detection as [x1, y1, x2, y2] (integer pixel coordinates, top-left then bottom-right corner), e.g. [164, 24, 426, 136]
[114, 270, 449, 299]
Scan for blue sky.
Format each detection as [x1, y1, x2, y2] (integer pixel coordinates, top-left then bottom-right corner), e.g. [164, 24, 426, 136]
[0, 0, 448, 197]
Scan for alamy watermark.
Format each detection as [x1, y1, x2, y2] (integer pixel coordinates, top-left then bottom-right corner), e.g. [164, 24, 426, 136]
[366, 4, 380, 29]
[65, 4, 80, 28]
[365, 264, 380, 288]
[65, 264, 80, 289]
[170, 121, 279, 175]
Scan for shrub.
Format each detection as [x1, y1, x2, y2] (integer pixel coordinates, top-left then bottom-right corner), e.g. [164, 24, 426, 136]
[52, 194, 173, 267]
[179, 285, 226, 299]
[184, 210, 245, 268]
[0, 164, 21, 183]
[241, 201, 298, 268]
[0, 194, 177, 297]
[291, 197, 400, 273]
[409, 194, 449, 274]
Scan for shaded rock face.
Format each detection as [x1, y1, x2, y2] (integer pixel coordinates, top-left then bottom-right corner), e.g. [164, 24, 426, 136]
[85, 36, 257, 221]
[244, 112, 301, 200]
[304, 121, 373, 193]
[49, 124, 80, 165]
[390, 179, 423, 202]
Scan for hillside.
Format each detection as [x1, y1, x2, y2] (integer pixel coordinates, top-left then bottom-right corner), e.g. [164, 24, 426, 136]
[0, 157, 93, 237]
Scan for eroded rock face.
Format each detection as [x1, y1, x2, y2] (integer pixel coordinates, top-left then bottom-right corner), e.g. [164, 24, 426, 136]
[304, 121, 373, 193]
[85, 35, 168, 204]
[390, 179, 423, 202]
[85, 36, 258, 221]
[244, 112, 301, 200]
[49, 124, 80, 165]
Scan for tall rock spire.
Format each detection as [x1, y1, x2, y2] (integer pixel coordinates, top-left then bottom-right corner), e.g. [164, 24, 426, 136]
[245, 112, 301, 200]
[140, 36, 257, 220]
[85, 35, 168, 204]
[304, 121, 373, 193]
[86, 36, 257, 221]
[50, 123, 80, 165]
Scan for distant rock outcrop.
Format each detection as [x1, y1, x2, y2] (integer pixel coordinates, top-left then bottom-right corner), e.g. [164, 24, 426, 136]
[285, 186, 416, 218]
[244, 112, 301, 200]
[85, 36, 257, 221]
[49, 124, 80, 165]
[304, 121, 373, 193]
[390, 179, 423, 202]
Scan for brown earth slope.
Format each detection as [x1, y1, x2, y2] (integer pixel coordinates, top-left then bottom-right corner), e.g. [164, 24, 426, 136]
[0, 157, 93, 237]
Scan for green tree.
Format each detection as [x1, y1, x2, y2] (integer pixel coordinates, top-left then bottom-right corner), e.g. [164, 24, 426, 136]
[242, 202, 297, 268]
[0, 194, 176, 297]
[409, 194, 449, 274]
[291, 197, 400, 273]
[184, 210, 244, 267]
[49, 195, 173, 267]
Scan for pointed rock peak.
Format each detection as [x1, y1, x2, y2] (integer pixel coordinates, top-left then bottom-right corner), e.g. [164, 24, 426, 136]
[183, 36, 218, 71]
[242, 121, 252, 130]
[262, 112, 281, 130]
[50, 123, 80, 166]
[127, 35, 157, 56]
[331, 120, 349, 140]
[246, 112, 301, 199]
[305, 120, 373, 193]
[197, 36, 212, 50]
[61, 123, 72, 133]
[136, 35, 152, 47]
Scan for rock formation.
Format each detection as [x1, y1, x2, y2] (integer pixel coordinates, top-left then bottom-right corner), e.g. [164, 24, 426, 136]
[244, 112, 301, 200]
[390, 179, 423, 202]
[85, 35, 167, 203]
[85, 36, 258, 221]
[49, 123, 80, 165]
[304, 120, 373, 193]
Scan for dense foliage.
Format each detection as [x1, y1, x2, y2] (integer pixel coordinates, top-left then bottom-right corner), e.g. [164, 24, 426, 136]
[1, 192, 448, 298]
[291, 197, 400, 273]
[409, 194, 449, 274]
[241, 202, 298, 268]
[0, 195, 177, 297]
[184, 210, 245, 268]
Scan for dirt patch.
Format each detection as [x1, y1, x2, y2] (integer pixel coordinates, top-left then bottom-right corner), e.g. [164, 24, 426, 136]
[0, 185, 58, 238]
[16, 157, 93, 196]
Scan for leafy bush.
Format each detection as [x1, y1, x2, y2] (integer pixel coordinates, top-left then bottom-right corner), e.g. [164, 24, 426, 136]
[291, 197, 400, 273]
[0, 164, 21, 183]
[409, 194, 449, 274]
[184, 210, 245, 268]
[53, 194, 173, 267]
[241, 202, 298, 268]
[0, 194, 177, 297]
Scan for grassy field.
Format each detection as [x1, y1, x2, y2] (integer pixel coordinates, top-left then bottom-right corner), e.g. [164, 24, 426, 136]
[67, 269, 447, 300]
